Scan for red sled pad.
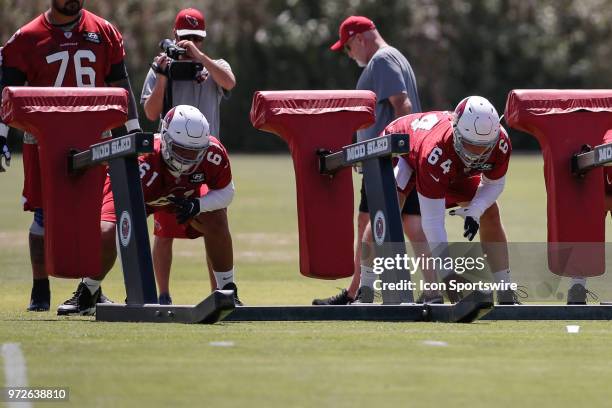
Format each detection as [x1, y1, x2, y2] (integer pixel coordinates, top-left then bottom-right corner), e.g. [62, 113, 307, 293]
[1, 87, 128, 278]
[250, 90, 376, 279]
[505, 90, 612, 277]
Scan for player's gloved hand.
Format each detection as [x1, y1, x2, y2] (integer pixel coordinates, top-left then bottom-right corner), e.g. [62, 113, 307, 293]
[0, 136, 11, 172]
[168, 196, 200, 224]
[449, 207, 481, 241]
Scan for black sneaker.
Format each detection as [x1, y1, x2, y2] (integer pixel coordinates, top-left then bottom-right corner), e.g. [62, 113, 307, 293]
[27, 279, 50, 312]
[57, 282, 101, 316]
[352, 286, 374, 304]
[312, 289, 354, 305]
[497, 286, 528, 305]
[567, 284, 598, 305]
[416, 291, 444, 304]
[221, 282, 243, 306]
[158, 293, 172, 305]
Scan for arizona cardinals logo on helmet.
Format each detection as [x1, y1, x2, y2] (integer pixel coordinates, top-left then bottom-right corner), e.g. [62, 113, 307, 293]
[186, 15, 199, 28]
[454, 97, 469, 118]
[164, 107, 176, 125]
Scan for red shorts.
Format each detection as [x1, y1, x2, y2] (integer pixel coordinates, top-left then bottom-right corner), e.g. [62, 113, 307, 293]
[404, 175, 481, 208]
[444, 176, 481, 208]
[22, 142, 43, 211]
[100, 183, 207, 239]
[153, 184, 209, 239]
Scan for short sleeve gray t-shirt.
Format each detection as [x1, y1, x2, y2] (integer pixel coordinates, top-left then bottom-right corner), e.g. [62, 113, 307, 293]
[356, 46, 421, 141]
[140, 59, 232, 137]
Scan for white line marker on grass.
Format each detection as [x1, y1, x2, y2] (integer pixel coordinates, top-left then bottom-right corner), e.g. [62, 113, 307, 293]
[421, 340, 448, 347]
[209, 341, 235, 347]
[2, 343, 32, 408]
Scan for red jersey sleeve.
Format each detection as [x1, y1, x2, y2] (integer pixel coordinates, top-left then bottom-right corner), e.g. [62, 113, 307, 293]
[101, 20, 125, 65]
[1, 29, 29, 77]
[483, 127, 512, 180]
[200, 137, 232, 190]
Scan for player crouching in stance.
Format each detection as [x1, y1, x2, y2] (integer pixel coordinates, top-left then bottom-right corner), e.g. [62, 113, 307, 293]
[361, 96, 523, 304]
[57, 105, 241, 315]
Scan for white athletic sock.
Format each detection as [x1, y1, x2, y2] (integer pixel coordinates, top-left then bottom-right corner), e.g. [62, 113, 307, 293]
[571, 278, 586, 288]
[214, 268, 234, 289]
[82, 278, 101, 294]
[360, 266, 377, 289]
[493, 269, 512, 284]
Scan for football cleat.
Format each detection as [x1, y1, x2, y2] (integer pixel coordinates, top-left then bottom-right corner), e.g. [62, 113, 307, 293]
[221, 282, 243, 306]
[27, 279, 50, 312]
[497, 286, 528, 305]
[352, 286, 374, 304]
[567, 284, 598, 305]
[416, 291, 444, 304]
[158, 293, 173, 305]
[312, 289, 353, 305]
[57, 282, 101, 316]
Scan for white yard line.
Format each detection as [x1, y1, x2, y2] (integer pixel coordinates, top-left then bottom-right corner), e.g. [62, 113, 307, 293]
[1, 343, 32, 408]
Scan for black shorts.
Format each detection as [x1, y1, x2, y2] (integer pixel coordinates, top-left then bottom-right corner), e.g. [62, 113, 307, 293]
[358, 178, 420, 215]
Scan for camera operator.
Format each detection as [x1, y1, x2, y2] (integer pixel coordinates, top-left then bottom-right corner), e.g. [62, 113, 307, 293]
[140, 7, 236, 305]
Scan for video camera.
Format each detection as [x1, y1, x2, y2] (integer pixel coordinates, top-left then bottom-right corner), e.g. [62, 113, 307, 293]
[159, 39, 186, 60]
[158, 39, 203, 81]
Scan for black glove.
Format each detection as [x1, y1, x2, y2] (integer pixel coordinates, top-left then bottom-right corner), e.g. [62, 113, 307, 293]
[462, 216, 480, 241]
[168, 196, 200, 224]
[449, 207, 480, 241]
[0, 136, 10, 172]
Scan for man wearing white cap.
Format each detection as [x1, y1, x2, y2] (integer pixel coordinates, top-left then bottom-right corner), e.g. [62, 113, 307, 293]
[140, 7, 236, 305]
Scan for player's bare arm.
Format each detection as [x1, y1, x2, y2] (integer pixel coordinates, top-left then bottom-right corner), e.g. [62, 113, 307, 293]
[388, 92, 412, 118]
[143, 55, 169, 120]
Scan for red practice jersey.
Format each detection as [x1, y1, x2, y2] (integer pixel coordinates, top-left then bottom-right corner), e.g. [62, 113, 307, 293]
[101, 136, 232, 222]
[386, 111, 511, 199]
[1, 10, 125, 87]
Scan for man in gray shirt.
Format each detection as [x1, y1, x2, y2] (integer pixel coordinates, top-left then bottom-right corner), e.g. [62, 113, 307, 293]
[140, 7, 236, 305]
[313, 16, 440, 305]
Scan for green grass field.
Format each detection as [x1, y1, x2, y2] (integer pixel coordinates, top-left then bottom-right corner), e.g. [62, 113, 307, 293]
[1, 154, 611, 408]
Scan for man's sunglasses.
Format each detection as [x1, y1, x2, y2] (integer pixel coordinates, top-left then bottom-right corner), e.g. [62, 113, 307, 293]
[343, 35, 357, 53]
[179, 35, 204, 43]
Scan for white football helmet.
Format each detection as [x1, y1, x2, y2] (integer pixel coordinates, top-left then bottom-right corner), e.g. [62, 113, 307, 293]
[452, 96, 501, 168]
[160, 105, 210, 175]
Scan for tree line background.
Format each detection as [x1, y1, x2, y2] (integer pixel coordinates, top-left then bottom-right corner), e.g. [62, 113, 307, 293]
[1, 0, 611, 151]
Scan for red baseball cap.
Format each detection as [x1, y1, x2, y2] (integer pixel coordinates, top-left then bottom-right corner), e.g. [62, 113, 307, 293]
[330, 16, 375, 51]
[175, 8, 206, 38]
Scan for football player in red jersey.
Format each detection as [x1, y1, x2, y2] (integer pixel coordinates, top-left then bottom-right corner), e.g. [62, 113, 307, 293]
[57, 105, 240, 315]
[0, 0, 141, 312]
[363, 96, 522, 304]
